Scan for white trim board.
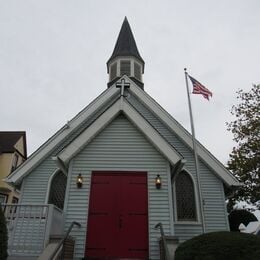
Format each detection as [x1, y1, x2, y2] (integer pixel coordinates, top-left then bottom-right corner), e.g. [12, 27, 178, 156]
[58, 99, 182, 165]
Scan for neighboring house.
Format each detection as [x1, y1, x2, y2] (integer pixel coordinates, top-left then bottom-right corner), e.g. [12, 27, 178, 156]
[0, 131, 27, 204]
[4, 18, 240, 259]
[239, 221, 260, 235]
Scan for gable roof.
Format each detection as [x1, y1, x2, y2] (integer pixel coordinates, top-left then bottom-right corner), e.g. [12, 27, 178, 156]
[57, 98, 181, 165]
[5, 87, 120, 184]
[5, 75, 240, 187]
[127, 81, 240, 186]
[107, 17, 144, 66]
[0, 131, 27, 156]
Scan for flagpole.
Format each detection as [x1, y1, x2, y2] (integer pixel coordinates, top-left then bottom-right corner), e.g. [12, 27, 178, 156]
[184, 68, 206, 233]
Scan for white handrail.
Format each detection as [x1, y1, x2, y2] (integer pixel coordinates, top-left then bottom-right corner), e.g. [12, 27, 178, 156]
[1, 203, 63, 257]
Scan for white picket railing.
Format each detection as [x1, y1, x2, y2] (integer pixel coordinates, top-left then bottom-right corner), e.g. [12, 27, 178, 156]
[1, 204, 63, 257]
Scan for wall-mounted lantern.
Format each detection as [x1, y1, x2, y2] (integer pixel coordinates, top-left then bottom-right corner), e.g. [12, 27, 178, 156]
[155, 174, 162, 189]
[77, 174, 83, 188]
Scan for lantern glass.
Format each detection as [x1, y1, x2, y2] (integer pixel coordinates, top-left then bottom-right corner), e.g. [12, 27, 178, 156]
[155, 174, 161, 189]
[77, 174, 83, 188]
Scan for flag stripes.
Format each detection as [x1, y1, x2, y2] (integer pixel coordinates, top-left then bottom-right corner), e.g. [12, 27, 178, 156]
[188, 75, 213, 100]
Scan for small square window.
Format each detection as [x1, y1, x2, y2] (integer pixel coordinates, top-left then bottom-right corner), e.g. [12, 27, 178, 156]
[120, 60, 131, 76]
[11, 153, 19, 172]
[134, 62, 141, 80]
[0, 194, 8, 204]
[110, 62, 117, 80]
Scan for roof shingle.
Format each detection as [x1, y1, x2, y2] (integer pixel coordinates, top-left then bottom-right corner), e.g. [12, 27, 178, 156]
[107, 17, 144, 65]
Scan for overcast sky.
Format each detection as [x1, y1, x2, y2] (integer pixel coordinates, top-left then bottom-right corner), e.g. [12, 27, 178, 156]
[1, 0, 259, 165]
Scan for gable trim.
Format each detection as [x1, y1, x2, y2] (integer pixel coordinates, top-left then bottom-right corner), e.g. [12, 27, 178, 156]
[122, 101, 182, 165]
[58, 100, 121, 164]
[128, 79, 239, 186]
[6, 86, 120, 184]
[57, 99, 182, 166]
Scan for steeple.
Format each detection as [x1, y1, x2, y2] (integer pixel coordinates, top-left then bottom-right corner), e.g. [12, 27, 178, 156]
[107, 17, 145, 89]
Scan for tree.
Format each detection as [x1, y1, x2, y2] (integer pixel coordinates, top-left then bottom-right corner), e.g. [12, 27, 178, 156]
[0, 206, 8, 260]
[227, 84, 260, 211]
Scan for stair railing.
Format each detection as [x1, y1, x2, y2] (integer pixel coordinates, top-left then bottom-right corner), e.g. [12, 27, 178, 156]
[154, 222, 170, 260]
[49, 221, 81, 260]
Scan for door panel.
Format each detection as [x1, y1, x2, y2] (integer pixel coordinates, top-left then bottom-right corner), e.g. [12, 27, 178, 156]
[119, 175, 148, 257]
[85, 172, 148, 259]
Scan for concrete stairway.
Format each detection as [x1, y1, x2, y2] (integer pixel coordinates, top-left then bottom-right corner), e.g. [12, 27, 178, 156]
[37, 235, 75, 260]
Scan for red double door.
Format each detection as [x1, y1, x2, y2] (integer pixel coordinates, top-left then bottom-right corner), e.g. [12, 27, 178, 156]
[85, 172, 148, 259]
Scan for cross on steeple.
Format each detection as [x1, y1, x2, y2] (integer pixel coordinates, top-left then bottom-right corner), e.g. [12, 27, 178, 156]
[116, 78, 130, 97]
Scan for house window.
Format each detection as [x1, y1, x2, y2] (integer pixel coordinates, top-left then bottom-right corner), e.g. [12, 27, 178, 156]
[12, 197, 19, 204]
[48, 171, 67, 210]
[175, 171, 197, 221]
[120, 60, 131, 76]
[11, 153, 19, 172]
[0, 194, 8, 204]
[134, 62, 141, 80]
[9, 197, 19, 214]
[110, 62, 117, 80]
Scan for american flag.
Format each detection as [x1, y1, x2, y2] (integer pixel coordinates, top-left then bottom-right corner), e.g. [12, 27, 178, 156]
[188, 75, 213, 100]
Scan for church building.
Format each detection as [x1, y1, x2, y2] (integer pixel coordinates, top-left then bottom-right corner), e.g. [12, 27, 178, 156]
[5, 18, 239, 259]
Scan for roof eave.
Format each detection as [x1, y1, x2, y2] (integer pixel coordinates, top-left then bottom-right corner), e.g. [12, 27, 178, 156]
[6, 85, 120, 185]
[127, 81, 240, 187]
[57, 95, 182, 166]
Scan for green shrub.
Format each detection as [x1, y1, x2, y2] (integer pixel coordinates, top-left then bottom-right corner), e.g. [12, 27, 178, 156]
[174, 231, 260, 260]
[229, 209, 257, 231]
[0, 206, 8, 260]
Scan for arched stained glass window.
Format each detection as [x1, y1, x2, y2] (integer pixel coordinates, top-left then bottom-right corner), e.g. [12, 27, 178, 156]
[175, 171, 197, 221]
[48, 171, 67, 210]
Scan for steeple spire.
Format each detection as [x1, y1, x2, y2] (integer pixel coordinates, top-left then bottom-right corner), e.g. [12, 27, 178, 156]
[107, 17, 145, 89]
[107, 17, 144, 65]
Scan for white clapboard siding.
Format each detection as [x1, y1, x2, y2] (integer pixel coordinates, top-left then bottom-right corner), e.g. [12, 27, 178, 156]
[21, 158, 57, 204]
[64, 115, 169, 259]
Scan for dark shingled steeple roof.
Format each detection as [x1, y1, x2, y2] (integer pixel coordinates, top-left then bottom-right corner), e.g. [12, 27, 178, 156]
[107, 17, 144, 66]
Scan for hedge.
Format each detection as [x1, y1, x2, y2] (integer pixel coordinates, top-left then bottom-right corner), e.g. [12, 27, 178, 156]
[174, 231, 260, 260]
